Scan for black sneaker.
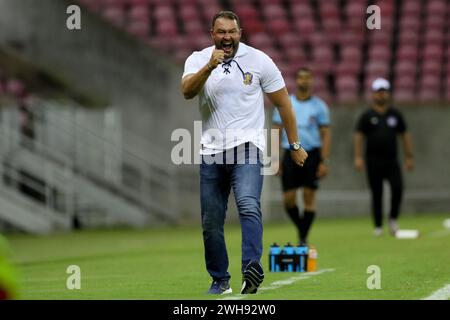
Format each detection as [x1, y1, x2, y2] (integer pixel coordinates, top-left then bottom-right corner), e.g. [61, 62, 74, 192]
[241, 261, 264, 294]
[207, 279, 232, 295]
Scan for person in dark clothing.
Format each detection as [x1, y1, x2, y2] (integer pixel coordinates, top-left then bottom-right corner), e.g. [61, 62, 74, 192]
[354, 78, 414, 236]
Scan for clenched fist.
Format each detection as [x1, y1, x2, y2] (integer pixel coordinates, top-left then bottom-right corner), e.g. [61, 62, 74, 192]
[208, 49, 225, 70]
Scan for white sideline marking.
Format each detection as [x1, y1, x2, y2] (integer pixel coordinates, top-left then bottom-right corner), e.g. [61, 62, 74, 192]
[423, 284, 450, 300]
[218, 268, 335, 300]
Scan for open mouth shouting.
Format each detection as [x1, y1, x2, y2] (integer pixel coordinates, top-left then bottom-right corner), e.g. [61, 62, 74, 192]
[221, 41, 235, 57]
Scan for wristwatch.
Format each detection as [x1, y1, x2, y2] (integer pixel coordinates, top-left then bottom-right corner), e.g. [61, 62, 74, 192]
[289, 142, 303, 151]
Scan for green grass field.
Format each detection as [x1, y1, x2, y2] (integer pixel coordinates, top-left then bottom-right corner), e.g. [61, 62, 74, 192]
[4, 213, 450, 300]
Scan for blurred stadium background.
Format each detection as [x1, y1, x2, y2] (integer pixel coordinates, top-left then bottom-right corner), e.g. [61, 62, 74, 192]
[0, 0, 449, 233]
[0, 0, 449, 300]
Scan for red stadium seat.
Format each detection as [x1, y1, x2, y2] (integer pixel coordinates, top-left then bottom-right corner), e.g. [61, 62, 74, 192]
[241, 19, 264, 34]
[267, 19, 291, 35]
[103, 7, 125, 27]
[365, 61, 390, 76]
[426, 0, 447, 15]
[394, 75, 416, 90]
[248, 33, 274, 48]
[179, 5, 200, 21]
[402, 0, 422, 16]
[394, 61, 417, 77]
[340, 45, 362, 63]
[421, 61, 442, 75]
[285, 47, 306, 64]
[277, 32, 303, 50]
[6, 78, 26, 97]
[396, 45, 419, 61]
[368, 45, 391, 60]
[262, 5, 286, 20]
[193, 35, 213, 51]
[153, 5, 176, 21]
[126, 20, 150, 39]
[335, 62, 360, 76]
[294, 18, 316, 37]
[234, 3, 259, 20]
[420, 75, 441, 89]
[130, 0, 150, 5]
[290, 3, 314, 19]
[369, 31, 392, 46]
[394, 89, 415, 102]
[155, 20, 178, 37]
[418, 88, 441, 102]
[263, 47, 283, 64]
[340, 31, 365, 46]
[345, 1, 366, 20]
[399, 16, 421, 31]
[423, 30, 445, 46]
[422, 45, 444, 60]
[184, 20, 205, 35]
[397, 31, 419, 46]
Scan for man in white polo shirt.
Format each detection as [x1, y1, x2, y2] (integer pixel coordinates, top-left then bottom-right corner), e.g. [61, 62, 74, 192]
[181, 11, 307, 295]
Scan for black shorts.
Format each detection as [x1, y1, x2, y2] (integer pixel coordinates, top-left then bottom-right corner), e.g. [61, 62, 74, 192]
[281, 148, 321, 191]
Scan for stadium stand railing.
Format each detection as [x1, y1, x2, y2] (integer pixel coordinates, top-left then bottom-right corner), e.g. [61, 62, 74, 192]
[0, 100, 178, 233]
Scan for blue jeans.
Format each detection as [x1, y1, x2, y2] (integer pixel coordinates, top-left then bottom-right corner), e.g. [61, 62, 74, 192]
[200, 143, 264, 281]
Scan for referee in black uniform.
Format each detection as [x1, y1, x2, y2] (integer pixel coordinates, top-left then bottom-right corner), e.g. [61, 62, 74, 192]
[354, 78, 414, 236]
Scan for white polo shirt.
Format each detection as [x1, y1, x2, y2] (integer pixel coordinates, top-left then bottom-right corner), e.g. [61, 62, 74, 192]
[182, 42, 285, 155]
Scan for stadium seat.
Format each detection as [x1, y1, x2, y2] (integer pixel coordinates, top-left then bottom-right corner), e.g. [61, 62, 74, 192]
[130, 0, 150, 5]
[426, 0, 447, 15]
[335, 62, 360, 76]
[285, 47, 306, 64]
[153, 5, 176, 21]
[340, 45, 362, 63]
[248, 33, 274, 48]
[394, 61, 417, 77]
[336, 76, 359, 103]
[368, 45, 391, 60]
[155, 20, 178, 37]
[421, 61, 442, 75]
[262, 5, 286, 20]
[103, 7, 125, 27]
[6, 78, 26, 97]
[396, 45, 419, 61]
[241, 19, 264, 34]
[184, 21, 205, 35]
[179, 5, 200, 21]
[394, 75, 416, 90]
[394, 88, 415, 102]
[126, 20, 150, 39]
[294, 18, 316, 37]
[129, 5, 150, 22]
[290, 3, 314, 19]
[398, 31, 419, 46]
[267, 19, 291, 35]
[422, 45, 444, 60]
[277, 32, 303, 50]
[401, 0, 422, 16]
[418, 88, 441, 102]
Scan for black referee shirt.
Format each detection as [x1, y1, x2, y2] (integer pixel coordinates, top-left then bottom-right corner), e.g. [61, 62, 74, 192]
[355, 107, 407, 162]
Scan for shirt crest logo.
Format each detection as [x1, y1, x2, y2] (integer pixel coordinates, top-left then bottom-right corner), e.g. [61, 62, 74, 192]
[387, 116, 397, 127]
[243, 72, 253, 85]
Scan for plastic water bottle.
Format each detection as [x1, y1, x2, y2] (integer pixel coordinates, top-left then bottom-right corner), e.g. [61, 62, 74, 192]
[307, 246, 318, 272]
[269, 243, 281, 272]
[283, 242, 294, 272]
[295, 244, 308, 272]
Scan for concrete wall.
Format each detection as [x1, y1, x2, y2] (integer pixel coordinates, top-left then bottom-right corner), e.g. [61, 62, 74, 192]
[1, 0, 448, 224]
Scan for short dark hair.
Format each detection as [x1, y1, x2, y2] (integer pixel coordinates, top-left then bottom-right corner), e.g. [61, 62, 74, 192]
[211, 11, 241, 29]
[296, 67, 312, 77]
